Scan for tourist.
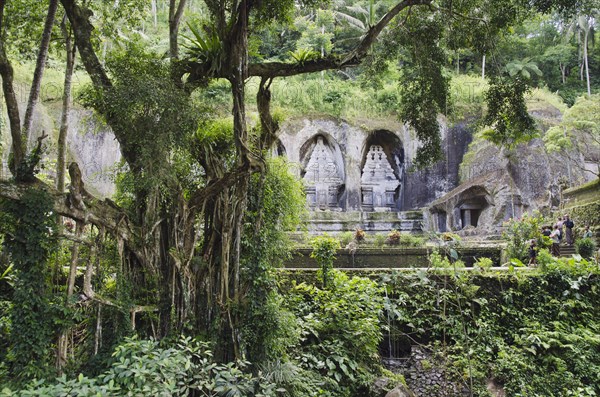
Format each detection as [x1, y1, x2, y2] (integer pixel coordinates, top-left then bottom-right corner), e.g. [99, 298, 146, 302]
[528, 239, 537, 267]
[550, 225, 561, 256]
[555, 216, 564, 243]
[564, 215, 575, 245]
[583, 225, 593, 239]
[542, 226, 552, 237]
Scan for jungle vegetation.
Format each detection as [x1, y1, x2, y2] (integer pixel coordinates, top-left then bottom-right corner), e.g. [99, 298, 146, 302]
[0, 0, 599, 395]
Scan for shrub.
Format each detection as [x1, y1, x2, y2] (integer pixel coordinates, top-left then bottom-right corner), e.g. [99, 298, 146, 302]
[386, 230, 401, 245]
[354, 228, 366, 242]
[285, 270, 384, 396]
[382, 256, 600, 397]
[502, 212, 548, 261]
[399, 234, 424, 247]
[0, 336, 277, 396]
[373, 234, 387, 248]
[339, 231, 354, 247]
[575, 238, 597, 259]
[310, 235, 340, 288]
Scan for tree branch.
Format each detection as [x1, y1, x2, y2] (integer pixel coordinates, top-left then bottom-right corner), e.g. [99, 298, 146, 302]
[60, 0, 111, 90]
[22, 0, 59, 139]
[184, 0, 430, 83]
[0, 179, 135, 243]
[188, 167, 253, 212]
[169, 0, 188, 59]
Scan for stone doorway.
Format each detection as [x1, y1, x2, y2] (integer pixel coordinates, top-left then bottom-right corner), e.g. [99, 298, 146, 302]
[458, 197, 488, 229]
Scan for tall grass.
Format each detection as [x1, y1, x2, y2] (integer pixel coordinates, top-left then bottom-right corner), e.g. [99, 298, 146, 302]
[12, 61, 91, 104]
[245, 73, 400, 120]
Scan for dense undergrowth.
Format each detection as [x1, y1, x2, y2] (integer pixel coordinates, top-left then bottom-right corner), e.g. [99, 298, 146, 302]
[381, 254, 600, 397]
[2, 254, 598, 396]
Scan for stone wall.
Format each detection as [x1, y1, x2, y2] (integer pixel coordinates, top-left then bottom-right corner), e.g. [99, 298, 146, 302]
[285, 247, 501, 268]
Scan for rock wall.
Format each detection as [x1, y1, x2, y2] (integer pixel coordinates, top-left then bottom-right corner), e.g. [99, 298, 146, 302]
[1, 99, 121, 197]
[385, 346, 470, 397]
[428, 103, 591, 234]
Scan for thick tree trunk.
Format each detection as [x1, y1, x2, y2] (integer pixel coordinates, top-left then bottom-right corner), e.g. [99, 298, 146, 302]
[169, 0, 187, 59]
[57, 18, 76, 193]
[22, 0, 59, 144]
[0, 2, 25, 170]
[0, 45, 24, 169]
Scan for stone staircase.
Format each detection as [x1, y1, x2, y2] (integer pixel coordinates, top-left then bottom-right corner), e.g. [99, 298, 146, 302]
[559, 244, 577, 258]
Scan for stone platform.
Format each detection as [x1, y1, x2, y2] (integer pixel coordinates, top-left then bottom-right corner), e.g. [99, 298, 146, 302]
[305, 210, 424, 233]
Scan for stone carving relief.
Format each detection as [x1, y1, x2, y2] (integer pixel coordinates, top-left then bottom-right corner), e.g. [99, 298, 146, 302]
[302, 137, 344, 210]
[361, 145, 400, 211]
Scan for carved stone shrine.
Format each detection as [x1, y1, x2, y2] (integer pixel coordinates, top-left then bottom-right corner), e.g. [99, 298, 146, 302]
[303, 137, 343, 210]
[361, 145, 400, 212]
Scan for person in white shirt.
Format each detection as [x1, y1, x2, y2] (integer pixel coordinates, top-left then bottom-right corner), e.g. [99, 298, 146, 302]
[550, 225, 561, 256]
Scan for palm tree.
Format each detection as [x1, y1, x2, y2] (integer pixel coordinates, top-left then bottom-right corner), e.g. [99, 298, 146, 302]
[334, 0, 378, 33]
[565, 10, 596, 97]
[578, 14, 595, 97]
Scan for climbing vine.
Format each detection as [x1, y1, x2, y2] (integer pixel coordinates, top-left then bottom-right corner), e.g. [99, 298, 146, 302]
[310, 235, 340, 289]
[240, 157, 306, 363]
[0, 188, 60, 382]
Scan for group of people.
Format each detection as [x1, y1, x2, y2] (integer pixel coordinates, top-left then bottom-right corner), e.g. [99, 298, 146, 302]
[528, 215, 593, 266]
[546, 215, 575, 257]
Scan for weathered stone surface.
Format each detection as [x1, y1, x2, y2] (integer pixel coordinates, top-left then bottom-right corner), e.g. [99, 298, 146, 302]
[285, 247, 501, 268]
[487, 378, 506, 397]
[385, 384, 417, 397]
[277, 116, 471, 232]
[1, 105, 121, 197]
[428, 131, 591, 235]
[385, 346, 471, 397]
[303, 136, 344, 210]
[362, 145, 401, 211]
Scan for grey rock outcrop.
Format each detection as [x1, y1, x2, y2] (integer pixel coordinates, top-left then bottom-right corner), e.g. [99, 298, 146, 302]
[428, 135, 590, 234]
[385, 384, 417, 397]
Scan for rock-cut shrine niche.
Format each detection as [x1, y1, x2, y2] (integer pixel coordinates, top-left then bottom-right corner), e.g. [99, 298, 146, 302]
[361, 145, 400, 211]
[455, 190, 490, 229]
[301, 135, 345, 210]
[360, 131, 404, 211]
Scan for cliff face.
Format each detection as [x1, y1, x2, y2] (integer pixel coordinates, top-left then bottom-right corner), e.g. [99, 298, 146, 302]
[429, 98, 593, 234]
[3, 89, 590, 235]
[1, 99, 121, 198]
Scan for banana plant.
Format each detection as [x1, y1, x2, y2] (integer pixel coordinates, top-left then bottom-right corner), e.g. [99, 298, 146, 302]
[505, 57, 543, 79]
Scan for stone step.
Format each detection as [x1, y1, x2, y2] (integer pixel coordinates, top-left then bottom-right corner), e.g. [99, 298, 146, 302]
[559, 245, 577, 257]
